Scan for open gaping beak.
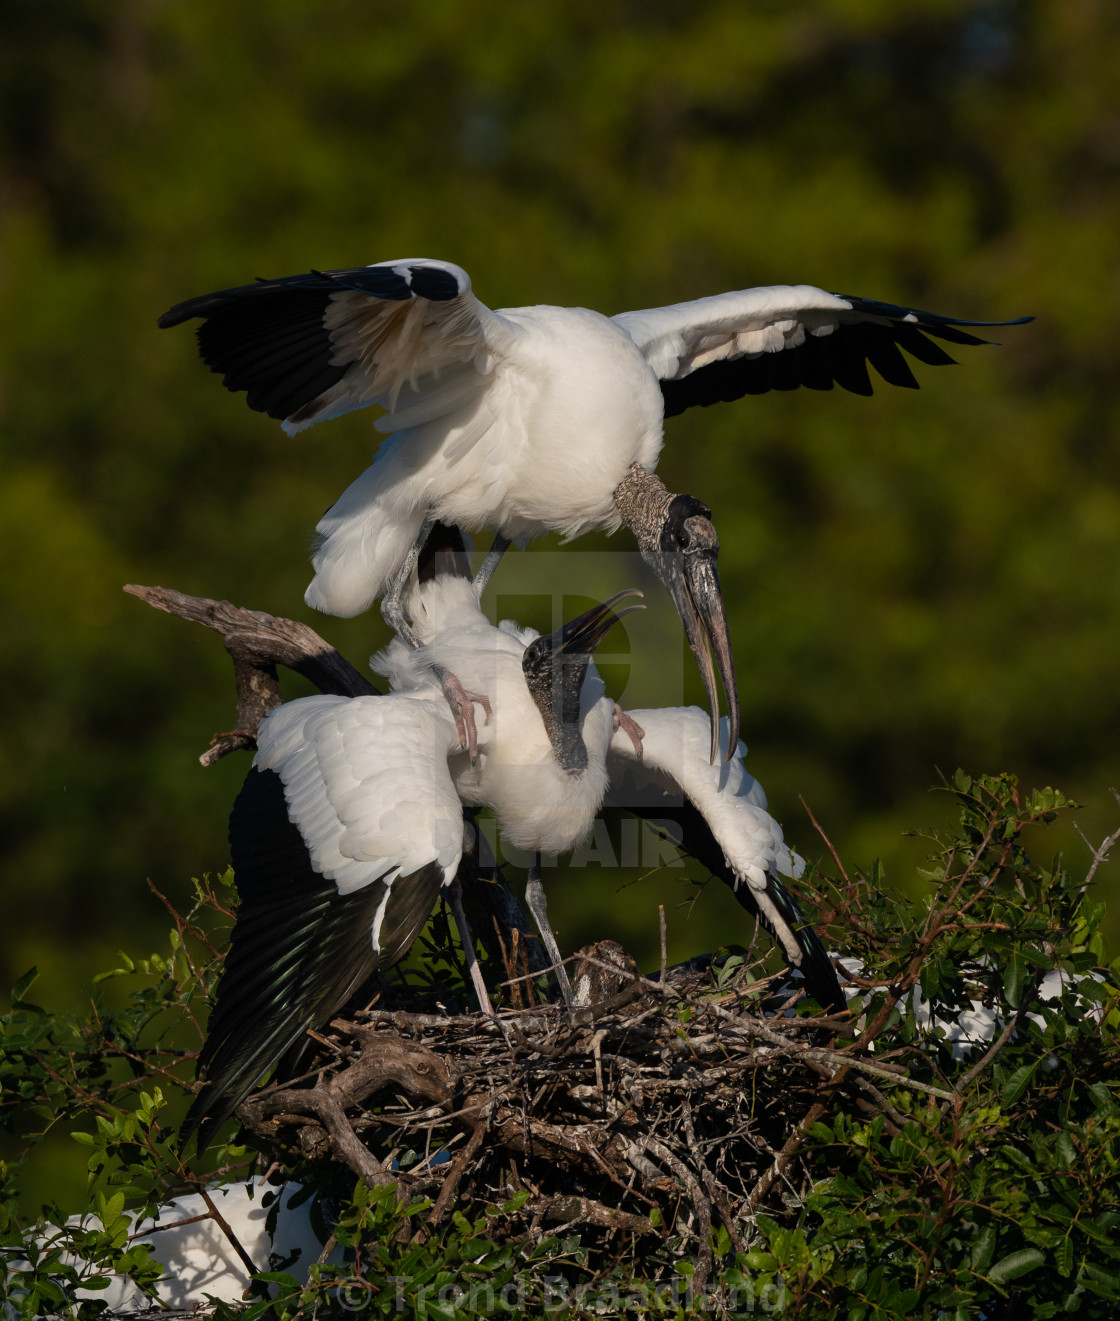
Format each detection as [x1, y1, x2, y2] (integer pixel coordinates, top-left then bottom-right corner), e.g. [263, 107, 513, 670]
[546, 588, 646, 657]
[648, 499, 740, 764]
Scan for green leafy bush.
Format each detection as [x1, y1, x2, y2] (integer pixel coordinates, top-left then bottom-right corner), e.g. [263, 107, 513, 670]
[1, 773, 1117, 1319]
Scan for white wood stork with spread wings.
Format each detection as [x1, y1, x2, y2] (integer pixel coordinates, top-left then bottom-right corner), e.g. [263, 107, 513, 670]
[181, 571, 640, 1146]
[160, 257, 1026, 761]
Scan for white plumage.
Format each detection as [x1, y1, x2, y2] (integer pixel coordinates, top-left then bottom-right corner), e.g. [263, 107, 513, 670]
[375, 574, 618, 857]
[609, 705, 801, 890]
[303, 298, 664, 615]
[605, 706, 844, 1010]
[611, 284, 855, 380]
[23, 1179, 329, 1310]
[256, 690, 464, 896]
[160, 258, 1028, 620]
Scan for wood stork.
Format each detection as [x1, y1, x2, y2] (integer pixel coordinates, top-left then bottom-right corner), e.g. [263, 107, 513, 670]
[158, 261, 1028, 761]
[181, 579, 641, 1145]
[35, 1179, 328, 1309]
[605, 705, 845, 1013]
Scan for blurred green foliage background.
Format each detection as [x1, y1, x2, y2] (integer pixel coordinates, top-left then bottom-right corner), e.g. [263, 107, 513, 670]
[3, 0, 1119, 1014]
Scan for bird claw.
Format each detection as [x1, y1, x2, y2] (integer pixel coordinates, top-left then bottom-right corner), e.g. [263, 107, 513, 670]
[442, 674, 493, 765]
[613, 704, 644, 758]
[208, 728, 257, 747]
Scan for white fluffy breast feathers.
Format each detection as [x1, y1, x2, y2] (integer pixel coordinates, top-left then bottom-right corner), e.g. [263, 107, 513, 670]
[254, 694, 463, 895]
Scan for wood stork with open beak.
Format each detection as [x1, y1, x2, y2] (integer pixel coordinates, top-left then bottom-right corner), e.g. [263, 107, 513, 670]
[160, 260, 1028, 761]
[182, 578, 641, 1146]
[605, 706, 845, 1013]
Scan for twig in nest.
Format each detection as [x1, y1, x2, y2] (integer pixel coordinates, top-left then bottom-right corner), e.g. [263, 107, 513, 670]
[524, 1195, 659, 1238]
[659, 905, 668, 985]
[427, 1123, 487, 1227]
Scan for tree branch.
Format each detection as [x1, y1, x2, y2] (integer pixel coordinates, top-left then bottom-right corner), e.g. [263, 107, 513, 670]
[124, 584, 378, 764]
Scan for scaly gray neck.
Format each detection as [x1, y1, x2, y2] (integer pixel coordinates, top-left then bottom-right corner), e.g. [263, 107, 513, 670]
[613, 463, 675, 555]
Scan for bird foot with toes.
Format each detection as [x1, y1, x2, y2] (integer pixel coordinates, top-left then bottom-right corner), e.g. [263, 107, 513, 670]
[613, 705, 644, 758]
[440, 670, 493, 764]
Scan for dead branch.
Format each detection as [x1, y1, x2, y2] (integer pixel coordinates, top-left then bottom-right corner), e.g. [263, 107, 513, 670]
[225, 955, 892, 1258]
[124, 584, 378, 764]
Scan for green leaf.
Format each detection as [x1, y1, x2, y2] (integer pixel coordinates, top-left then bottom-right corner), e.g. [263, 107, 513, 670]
[1003, 953, 1027, 1009]
[741, 1251, 777, 1271]
[1001, 1062, 1037, 1106]
[1054, 1131, 1077, 1168]
[970, 1224, 996, 1274]
[1089, 1083, 1117, 1116]
[250, 1270, 301, 1288]
[10, 967, 39, 1003]
[988, 1248, 1045, 1284]
[1080, 1262, 1120, 1300]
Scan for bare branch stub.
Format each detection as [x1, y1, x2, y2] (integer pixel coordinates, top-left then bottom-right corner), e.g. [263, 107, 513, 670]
[124, 584, 378, 764]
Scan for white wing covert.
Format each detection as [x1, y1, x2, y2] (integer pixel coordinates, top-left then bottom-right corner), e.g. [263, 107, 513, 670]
[257, 692, 464, 895]
[614, 285, 854, 382]
[607, 706, 800, 886]
[614, 285, 1030, 415]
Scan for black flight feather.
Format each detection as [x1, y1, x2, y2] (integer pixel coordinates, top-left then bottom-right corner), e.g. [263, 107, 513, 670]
[182, 765, 447, 1148]
[158, 263, 465, 421]
[660, 302, 1031, 417]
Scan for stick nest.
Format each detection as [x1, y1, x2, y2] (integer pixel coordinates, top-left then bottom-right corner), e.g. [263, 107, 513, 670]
[235, 943, 864, 1285]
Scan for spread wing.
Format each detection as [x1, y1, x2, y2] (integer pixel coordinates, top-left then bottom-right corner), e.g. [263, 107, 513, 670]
[183, 692, 463, 1147]
[613, 285, 1031, 415]
[159, 257, 515, 435]
[606, 705, 844, 1011]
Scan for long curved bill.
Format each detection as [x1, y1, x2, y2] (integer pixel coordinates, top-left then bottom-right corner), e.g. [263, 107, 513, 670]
[654, 543, 740, 764]
[547, 588, 646, 657]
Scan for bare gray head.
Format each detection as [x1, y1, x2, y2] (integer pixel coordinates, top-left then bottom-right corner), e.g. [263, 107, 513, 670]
[614, 464, 739, 763]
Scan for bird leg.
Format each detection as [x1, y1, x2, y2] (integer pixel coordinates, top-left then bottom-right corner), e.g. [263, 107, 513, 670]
[472, 532, 511, 597]
[613, 704, 645, 758]
[446, 880, 494, 1015]
[380, 511, 437, 646]
[382, 514, 492, 761]
[524, 854, 573, 1007]
[431, 663, 492, 766]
